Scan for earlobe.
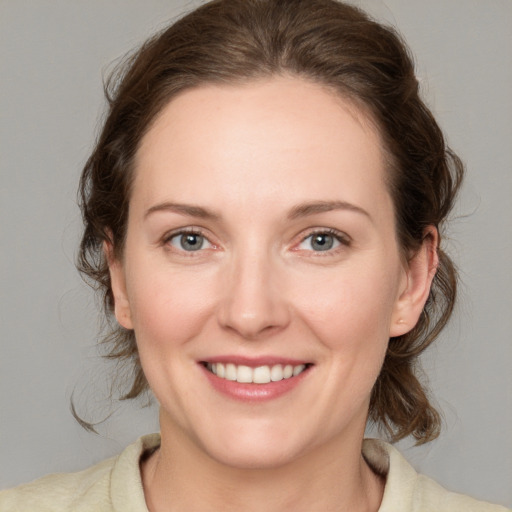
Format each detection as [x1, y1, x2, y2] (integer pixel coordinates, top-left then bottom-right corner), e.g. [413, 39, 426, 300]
[389, 227, 439, 337]
[104, 241, 134, 330]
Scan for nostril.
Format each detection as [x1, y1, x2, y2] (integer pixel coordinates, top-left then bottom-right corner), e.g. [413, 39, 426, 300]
[217, 298, 291, 340]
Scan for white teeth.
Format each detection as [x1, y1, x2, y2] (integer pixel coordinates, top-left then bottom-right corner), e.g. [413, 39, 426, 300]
[293, 364, 306, 376]
[225, 363, 237, 381]
[208, 362, 308, 384]
[270, 365, 283, 381]
[253, 366, 271, 384]
[216, 362, 225, 378]
[237, 365, 253, 383]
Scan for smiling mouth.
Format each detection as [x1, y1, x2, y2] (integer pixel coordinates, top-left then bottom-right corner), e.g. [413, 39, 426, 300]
[203, 362, 311, 384]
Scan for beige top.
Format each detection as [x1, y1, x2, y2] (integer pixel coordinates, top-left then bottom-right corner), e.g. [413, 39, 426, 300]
[0, 434, 509, 511]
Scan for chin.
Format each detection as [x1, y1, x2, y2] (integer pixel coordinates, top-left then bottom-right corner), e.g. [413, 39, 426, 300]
[207, 440, 304, 471]
[195, 420, 312, 470]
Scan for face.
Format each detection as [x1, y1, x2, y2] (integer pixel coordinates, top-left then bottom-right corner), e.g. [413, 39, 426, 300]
[109, 77, 434, 469]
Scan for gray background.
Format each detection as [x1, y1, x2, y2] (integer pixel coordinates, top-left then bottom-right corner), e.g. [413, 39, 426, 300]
[1, 0, 511, 507]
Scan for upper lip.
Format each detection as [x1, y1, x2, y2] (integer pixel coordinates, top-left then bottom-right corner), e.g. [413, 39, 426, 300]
[200, 356, 312, 367]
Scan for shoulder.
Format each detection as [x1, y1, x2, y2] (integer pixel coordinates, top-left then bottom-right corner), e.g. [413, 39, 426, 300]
[363, 439, 510, 512]
[413, 473, 510, 512]
[0, 457, 115, 512]
[0, 433, 160, 512]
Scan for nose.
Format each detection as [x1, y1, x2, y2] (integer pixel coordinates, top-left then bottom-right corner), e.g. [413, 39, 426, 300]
[217, 250, 291, 340]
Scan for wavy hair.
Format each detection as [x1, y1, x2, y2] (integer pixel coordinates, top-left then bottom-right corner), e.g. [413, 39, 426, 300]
[78, 0, 463, 443]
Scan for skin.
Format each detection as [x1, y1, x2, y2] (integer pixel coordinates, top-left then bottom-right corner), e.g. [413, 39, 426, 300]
[108, 76, 437, 512]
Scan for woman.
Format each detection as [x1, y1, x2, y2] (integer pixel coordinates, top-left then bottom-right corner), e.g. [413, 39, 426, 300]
[1, 0, 509, 510]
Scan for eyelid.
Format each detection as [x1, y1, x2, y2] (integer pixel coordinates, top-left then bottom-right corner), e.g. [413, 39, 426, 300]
[160, 226, 350, 253]
[162, 227, 217, 251]
[294, 227, 352, 252]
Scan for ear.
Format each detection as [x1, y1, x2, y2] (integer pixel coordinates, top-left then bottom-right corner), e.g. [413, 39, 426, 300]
[104, 241, 134, 330]
[389, 227, 439, 337]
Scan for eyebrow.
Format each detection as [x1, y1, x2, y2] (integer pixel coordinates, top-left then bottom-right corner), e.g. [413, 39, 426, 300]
[287, 200, 371, 220]
[144, 200, 371, 222]
[144, 202, 219, 220]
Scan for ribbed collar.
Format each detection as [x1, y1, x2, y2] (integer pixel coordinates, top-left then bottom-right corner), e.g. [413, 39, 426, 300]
[109, 434, 417, 512]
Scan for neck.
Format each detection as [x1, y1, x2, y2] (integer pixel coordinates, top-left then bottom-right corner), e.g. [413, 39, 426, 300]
[141, 417, 384, 512]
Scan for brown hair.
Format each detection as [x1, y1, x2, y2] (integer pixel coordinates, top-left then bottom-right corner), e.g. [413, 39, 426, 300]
[78, 0, 463, 443]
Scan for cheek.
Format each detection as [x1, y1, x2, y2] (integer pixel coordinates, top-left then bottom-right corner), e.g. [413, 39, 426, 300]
[300, 267, 399, 322]
[126, 264, 218, 349]
[293, 264, 400, 357]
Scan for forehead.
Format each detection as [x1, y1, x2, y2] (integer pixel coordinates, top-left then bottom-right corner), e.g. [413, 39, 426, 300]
[132, 76, 390, 218]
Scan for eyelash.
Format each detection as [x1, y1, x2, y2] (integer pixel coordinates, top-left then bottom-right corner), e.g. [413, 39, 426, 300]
[161, 227, 351, 255]
[296, 228, 351, 254]
[162, 228, 215, 254]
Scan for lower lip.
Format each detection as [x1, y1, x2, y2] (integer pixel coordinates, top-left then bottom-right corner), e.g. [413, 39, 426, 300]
[200, 364, 311, 402]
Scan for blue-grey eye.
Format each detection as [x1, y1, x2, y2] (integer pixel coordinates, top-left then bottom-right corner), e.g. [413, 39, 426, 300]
[170, 233, 211, 251]
[299, 233, 341, 252]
